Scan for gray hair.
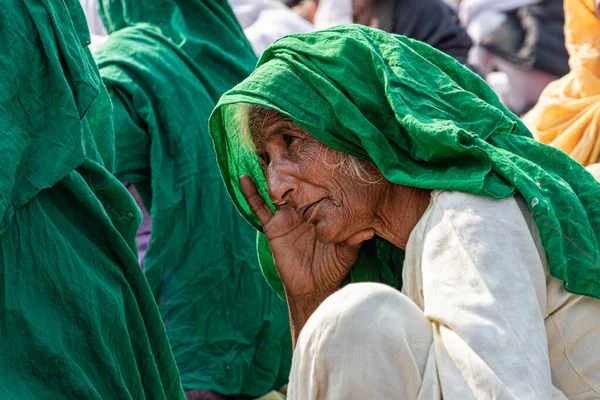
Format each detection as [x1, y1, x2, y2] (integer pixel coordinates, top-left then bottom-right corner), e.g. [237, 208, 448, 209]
[232, 103, 382, 185]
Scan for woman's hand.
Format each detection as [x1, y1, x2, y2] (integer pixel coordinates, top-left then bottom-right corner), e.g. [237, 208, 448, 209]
[240, 175, 373, 343]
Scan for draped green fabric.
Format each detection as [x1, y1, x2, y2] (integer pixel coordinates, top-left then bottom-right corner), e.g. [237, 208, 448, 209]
[95, 0, 291, 395]
[0, 1, 184, 398]
[209, 25, 600, 300]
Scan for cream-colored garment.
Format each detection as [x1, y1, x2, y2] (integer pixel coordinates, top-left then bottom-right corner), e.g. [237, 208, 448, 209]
[229, 0, 314, 57]
[312, 0, 352, 30]
[288, 191, 600, 399]
[587, 163, 600, 181]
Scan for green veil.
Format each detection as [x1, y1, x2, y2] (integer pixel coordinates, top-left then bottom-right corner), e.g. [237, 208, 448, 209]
[209, 25, 600, 300]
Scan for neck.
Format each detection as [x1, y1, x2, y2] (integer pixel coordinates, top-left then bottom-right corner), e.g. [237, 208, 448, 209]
[373, 184, 432, 250]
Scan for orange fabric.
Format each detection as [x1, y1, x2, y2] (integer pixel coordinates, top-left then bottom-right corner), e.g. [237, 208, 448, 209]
[523, 0, 600, 166]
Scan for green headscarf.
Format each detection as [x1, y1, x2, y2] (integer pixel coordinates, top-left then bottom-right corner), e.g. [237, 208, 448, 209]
[95, 0, 291, 395]
[209, 25, 600, 300]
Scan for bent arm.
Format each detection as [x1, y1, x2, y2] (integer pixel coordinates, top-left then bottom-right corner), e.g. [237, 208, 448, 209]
[419, 193, 559, 399]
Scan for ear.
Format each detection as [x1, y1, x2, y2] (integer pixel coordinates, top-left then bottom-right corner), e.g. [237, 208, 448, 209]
[596, 0, 600, 17]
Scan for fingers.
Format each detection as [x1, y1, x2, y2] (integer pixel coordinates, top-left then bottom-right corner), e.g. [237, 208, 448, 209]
[344, 228, 375, 248]
[240, 175, 273, 226]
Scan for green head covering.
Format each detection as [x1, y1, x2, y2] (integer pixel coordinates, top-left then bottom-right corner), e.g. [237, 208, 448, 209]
[209, 25, 600, 300]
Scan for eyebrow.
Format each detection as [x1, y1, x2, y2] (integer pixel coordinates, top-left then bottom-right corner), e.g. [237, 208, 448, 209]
[253, 127, 284, 155]
[266, 125, 292, 140]
[254, 119, 303, 154]
[263, 121, 294, 140]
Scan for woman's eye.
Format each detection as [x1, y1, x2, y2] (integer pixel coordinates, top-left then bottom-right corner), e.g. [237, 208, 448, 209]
[283, 134, 299, 147]
[257, 152, 270, 165]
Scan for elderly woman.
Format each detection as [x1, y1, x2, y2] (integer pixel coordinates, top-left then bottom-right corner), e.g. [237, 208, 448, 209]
[209, 26, 600, 398]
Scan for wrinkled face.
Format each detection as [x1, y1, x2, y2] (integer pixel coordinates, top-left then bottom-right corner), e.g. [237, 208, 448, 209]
[250, 106, 389, 244]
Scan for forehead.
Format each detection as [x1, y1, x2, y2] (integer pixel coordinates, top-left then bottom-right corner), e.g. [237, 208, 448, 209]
[248, 105, 299, 143]
[249, 106, 289, 134]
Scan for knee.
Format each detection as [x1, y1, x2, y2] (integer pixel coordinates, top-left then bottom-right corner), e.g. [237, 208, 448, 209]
[291, 283, 432, 397]
[297, 282, 431, 353]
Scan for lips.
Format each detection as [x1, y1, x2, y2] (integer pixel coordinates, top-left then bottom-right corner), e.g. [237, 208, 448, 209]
[302, 199, 324, 224]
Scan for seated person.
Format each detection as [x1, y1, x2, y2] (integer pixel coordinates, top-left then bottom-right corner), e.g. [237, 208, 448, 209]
[524, 0, 600, 166]
[209, 26, 600, 399]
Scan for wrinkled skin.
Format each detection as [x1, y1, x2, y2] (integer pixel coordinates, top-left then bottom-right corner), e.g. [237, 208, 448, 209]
[241, 108, 430, 345]
[255, 120, 384, 246]
[242, 121, 382, 296]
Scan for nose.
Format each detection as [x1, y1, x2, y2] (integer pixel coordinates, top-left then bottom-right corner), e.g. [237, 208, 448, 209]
[266, 159, 298, 206]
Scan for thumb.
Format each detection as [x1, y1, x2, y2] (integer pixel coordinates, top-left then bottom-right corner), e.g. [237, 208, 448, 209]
[344, 228, 376, 249]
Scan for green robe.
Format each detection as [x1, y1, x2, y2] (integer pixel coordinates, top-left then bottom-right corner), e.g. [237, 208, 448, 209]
[94, 0, 291, 395]
[0, 1, 184, 398]
[209, 25, 600, 301]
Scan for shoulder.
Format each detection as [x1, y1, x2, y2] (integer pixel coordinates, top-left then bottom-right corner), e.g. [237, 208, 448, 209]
[429, 190, 525, 228]
[422, 190, 538, 255]
[403, 190, 546, 309]
[431, 190, 517, 210]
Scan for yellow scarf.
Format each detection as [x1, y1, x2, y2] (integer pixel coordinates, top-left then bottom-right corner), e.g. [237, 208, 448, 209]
[523, 0, 600, 166]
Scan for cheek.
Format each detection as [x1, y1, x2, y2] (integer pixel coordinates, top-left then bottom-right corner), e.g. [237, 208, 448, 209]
[313, 212, 346, 243]
[294, 144, 344, 189]
[296, 145, 322, 171]
[312, 200, 363, 243]
[336, 183, 376, 217]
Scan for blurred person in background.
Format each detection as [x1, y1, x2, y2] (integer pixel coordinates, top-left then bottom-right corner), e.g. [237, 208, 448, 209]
[446, 0, 569, 114]
[94, 0, 292, 399]
[524, 0, 600, 170]
[229, 0, 314, 57]
[229, 0, 356, 57]
[292, 0, 473, 64]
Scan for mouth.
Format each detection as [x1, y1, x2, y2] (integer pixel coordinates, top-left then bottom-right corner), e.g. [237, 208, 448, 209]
[301, 199, 325, 224]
